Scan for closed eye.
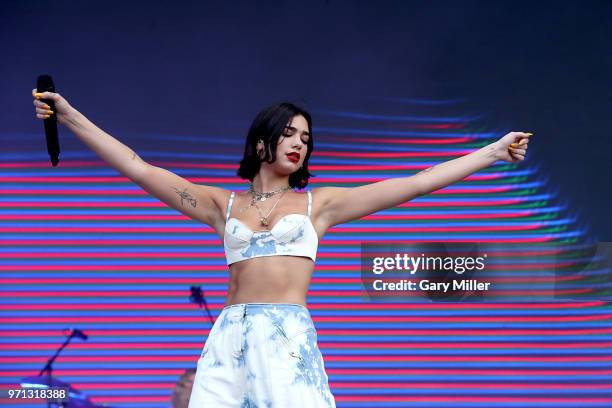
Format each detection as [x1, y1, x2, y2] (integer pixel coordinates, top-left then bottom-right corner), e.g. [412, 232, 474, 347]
[284, 126, 310, 144]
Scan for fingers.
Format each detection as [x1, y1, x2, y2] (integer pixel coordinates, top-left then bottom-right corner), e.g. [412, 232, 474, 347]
[509, 135, 530, 151]
[32, 89, 60, 102]
[36, 107, 54, 116]
[33, 99, 51, 109]
[509, 146, 526, 155]
[36, 106, 54, 119]
[33, 99, 50, 108]
[505, 131, 532, 162]
[32, 89, 55, 119]
[508, 147, 526, 161]
[509, 140, 529, 161]
[34, 100, 54, 118]
[511, 131, 533, 137]
[509, 142, 528, 150]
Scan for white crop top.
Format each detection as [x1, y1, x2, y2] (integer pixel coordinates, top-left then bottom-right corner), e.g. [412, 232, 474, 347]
[223, 190, 318, 266]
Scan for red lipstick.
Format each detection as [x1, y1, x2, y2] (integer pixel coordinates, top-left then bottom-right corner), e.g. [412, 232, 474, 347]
[286, 152, 300, 163]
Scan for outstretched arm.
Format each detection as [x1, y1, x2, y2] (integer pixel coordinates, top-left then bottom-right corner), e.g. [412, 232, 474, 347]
[33, 88, 149, 182]
[32, 89, 228, 230]
[316, 132, 532, 227]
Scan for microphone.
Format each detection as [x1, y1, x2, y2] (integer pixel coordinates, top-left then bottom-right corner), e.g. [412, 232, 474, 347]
[66, 328, 89, 340]
[36, 74, 60, 166]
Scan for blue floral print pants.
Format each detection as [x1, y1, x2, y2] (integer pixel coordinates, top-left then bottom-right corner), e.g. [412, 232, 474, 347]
[188, 303, 336, 408]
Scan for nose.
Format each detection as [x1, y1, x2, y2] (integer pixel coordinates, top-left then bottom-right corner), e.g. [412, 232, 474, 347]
[292, 139, 303, 150]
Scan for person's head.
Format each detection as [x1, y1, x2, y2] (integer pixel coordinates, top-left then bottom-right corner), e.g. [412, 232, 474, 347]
[237, 102, 314, 189]
[171, 368, 196, 408]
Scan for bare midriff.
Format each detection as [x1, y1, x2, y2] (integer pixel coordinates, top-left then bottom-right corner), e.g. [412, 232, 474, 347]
[224, 255, 315, 307]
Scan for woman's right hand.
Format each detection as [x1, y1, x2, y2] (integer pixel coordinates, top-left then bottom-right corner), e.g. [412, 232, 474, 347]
[31, 88, 74, 125]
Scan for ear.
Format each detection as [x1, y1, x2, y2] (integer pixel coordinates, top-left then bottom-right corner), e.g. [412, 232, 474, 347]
[256, 139, 265, 158]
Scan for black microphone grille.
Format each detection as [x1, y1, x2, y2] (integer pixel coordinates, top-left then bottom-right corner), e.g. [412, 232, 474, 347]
[36, 74, 55, 92]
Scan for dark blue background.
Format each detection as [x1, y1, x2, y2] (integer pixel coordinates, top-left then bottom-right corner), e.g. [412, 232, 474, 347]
[2, 0, 611, 239]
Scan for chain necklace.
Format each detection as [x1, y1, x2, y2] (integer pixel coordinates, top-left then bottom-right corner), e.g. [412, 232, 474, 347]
[248, 182, 292, 202]
[253, 189, 288, 227]
[241, 182, 293, 226]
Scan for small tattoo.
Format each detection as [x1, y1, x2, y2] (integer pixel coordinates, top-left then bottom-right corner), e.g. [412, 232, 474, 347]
[130, 150, 145, 163]
[417, 166, 435, 175]
[172, 187, 197, 208]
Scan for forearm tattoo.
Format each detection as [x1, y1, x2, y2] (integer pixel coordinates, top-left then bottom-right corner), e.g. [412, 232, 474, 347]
[172, 187, 198, 208]
[130, 150, 146, 164]
[416, 165, 436, 175]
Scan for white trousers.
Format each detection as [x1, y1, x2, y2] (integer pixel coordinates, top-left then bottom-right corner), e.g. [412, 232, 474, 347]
[188, 303, 336, 408]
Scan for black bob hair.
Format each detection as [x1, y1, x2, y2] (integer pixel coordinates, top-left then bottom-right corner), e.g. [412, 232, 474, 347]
[237, 102, 314, 189]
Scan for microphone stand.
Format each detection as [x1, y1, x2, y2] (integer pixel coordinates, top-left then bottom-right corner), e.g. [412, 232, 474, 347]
[38, 331, 78, 408]
[189, 286, 215, 325]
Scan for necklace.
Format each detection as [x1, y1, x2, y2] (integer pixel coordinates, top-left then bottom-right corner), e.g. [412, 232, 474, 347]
[253, 189, 288, 227]
[248, 182, 292, 202]
[239, 183, 293, 226]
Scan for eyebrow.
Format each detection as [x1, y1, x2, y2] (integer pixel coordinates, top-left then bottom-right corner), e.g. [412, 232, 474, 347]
[285, 125, 310, 136]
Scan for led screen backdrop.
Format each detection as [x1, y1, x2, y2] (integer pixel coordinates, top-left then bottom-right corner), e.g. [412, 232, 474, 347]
[2, 99, 611, 407]
[1, 1, 611, 407]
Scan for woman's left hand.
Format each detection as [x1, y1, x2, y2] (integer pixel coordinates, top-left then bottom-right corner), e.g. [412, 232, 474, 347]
[493, 131, 533, 163]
